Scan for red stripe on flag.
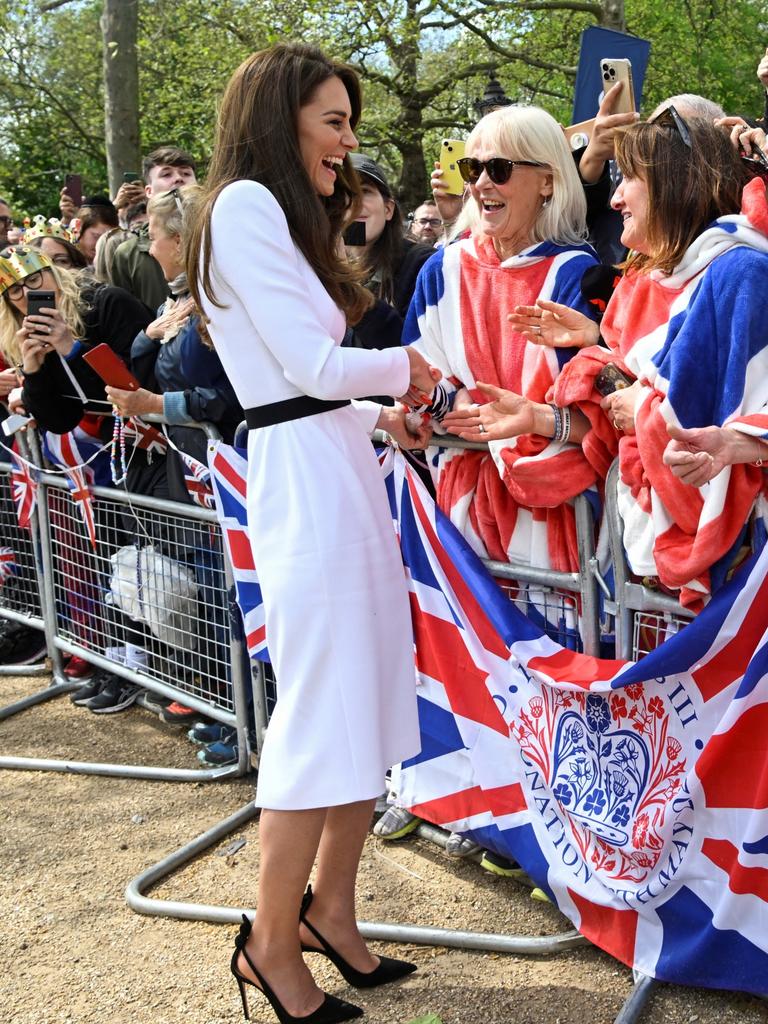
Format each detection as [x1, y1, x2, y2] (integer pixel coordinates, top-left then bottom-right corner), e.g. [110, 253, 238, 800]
[227, 529, 256, 571]
[411, 783, 525, 825]
[246, 625, 266, 650]
[410, 596, 508, 736]
[213, 450, 247, 499]
[692, 570, 768, 700]
[407, 470, 510, 659]
[528, 648, 627, 689]
[702, 838, 768, 900]
[695, 702, 768, 808]
[567, 888, 639, 969]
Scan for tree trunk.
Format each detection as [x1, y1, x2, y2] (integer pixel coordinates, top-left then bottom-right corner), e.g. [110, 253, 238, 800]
[101, 0, 141, 196]
[600, 0, 626, 32]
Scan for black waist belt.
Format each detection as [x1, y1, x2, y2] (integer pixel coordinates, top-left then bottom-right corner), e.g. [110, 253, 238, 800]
[245, 395, 350, 429]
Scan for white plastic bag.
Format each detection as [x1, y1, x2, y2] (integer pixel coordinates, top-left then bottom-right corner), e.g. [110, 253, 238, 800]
[109, 543, 199, 651]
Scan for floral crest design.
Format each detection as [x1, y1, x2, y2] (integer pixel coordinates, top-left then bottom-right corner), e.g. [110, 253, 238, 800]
[514, 684, 689, 883]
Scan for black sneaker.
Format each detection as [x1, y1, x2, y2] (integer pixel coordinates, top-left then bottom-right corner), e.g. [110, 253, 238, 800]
[85, 676, 140, 714]
[70, 670, 110, 706]
[0, 622, 47, 665]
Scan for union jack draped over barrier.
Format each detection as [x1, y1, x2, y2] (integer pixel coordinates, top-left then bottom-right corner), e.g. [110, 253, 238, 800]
[209, 442, 768, 997]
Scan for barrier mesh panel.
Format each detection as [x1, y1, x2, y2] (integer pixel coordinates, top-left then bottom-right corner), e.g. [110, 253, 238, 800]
[493, 575, 583, 652]
[632, 611, 691, 660]
[0, 462, 43, 623]
[47, 483, 234, 712]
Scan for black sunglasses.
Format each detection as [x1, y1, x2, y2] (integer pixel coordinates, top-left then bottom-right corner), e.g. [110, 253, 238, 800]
[457, 156, 548, 186]
[649, 104, 692, 149]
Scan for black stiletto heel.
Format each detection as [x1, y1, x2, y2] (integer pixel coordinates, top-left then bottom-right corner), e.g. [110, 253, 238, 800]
[231, 915, 364, 1024]
[300, 886, 417, 989]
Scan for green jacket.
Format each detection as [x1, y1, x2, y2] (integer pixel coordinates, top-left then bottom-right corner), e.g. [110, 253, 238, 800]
[111, 224, 169, 311]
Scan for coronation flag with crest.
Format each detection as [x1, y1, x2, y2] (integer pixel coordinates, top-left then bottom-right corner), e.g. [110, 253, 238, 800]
[209, 442, 768, 997]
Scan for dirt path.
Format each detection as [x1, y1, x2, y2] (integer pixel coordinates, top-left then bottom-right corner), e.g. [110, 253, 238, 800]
[1, 673, 765, 1024]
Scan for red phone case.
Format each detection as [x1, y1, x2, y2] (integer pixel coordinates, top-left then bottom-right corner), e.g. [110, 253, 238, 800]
[82, 343, 140, 391]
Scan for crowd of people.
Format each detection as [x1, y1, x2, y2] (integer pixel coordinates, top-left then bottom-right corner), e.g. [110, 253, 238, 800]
[2, 38, 768, 1023]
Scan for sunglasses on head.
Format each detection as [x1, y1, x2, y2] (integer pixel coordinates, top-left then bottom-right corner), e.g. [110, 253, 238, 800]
[457, 157, 548, 186]
[649, 104, 692, 149]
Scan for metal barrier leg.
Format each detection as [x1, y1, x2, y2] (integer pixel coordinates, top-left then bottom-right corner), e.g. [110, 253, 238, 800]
[126, 801, 586, 956]
[613, 973, 658, 1024]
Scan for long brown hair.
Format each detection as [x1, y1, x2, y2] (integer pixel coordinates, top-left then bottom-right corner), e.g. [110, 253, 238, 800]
[615, 116, 747, 274]
[187, 42, 371, 324]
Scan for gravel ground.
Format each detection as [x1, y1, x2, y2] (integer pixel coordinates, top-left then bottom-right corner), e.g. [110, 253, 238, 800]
[1, 672, 766, 1024]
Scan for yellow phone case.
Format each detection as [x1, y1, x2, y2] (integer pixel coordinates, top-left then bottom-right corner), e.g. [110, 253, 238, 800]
[439, 139, 467, 196]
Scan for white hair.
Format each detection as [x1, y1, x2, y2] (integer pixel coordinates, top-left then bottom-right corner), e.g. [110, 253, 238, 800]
[651, 94, 726, 120]
[463, 105, 588, 246]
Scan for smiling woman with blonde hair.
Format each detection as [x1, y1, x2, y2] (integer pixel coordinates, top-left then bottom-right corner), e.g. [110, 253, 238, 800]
[405, 103, 600, 598]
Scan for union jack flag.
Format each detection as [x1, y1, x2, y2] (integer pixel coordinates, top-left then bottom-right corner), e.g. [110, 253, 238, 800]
[0, 546, 16, 586]
[210, 441, 768, 998]
[122, 417, 169, 456]
[208, 443, 268, 660]
[43, 430, 111, 550]
[10, 444, 37, 528]
[177, 449, 215, 510]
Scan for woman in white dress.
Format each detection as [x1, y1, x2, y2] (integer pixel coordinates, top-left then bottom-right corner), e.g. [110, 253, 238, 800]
[187, 43, 438, 1024]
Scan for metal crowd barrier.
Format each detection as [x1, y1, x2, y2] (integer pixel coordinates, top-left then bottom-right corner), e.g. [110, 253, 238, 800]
[603, 460, 694, 660]
[0, 420, 256, 781]
[0, 429, 48, 677]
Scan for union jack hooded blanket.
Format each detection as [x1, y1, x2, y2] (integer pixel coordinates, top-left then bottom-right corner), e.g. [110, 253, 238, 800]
[554, 178, 768, 610]
[403, 235, 600, 578]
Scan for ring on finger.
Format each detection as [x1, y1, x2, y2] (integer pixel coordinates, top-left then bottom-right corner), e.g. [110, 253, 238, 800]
[613, 418, 621, 431]
[478, 423, 486, 434]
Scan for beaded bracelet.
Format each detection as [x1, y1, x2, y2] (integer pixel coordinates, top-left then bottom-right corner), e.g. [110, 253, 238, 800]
[111, 415, 128, 485]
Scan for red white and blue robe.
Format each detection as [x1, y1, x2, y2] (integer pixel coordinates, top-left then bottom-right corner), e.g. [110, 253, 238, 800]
[555, 179, 768, 610]
[403, 235, 600, 586]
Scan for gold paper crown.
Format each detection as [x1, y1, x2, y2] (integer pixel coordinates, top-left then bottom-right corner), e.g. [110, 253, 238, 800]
[0, 246, 53, 296]
[21, 214, 74, 245]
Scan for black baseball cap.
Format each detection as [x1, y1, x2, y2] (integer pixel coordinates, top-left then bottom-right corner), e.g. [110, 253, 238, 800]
[349, 154, 392, 196]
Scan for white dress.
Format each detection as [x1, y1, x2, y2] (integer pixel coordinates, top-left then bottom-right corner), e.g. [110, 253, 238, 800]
[201, 180, 421, 809]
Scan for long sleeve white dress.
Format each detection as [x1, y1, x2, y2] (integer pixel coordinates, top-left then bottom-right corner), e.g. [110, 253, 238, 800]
[200, 179, 421, 809]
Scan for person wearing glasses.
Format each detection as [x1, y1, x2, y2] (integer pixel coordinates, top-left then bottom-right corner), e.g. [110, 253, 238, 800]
[407, 200, 443, 246]
[405, 105, 600, 596]
[186, 43, 437, 1024]
[457, 112, 768, 612]
[375, 103, 600, 862]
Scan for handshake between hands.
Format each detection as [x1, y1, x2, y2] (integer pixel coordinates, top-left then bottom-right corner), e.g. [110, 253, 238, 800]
[376, 346, 442, 451]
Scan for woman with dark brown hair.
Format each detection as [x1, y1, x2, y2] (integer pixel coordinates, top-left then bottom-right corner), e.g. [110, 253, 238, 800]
[450, 112, 768, 611]
[187, 42, 437, 1024]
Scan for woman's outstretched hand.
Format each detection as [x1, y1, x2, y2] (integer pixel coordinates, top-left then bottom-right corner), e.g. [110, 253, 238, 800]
[441, 382, 536, 441]
[400, 346, 441, 406]
[507, 299, 600, 349]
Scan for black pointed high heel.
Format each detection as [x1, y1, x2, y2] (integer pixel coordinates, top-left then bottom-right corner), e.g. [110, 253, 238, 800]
[231, 915, 364, 1023]
[300, 886, 417, 989]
